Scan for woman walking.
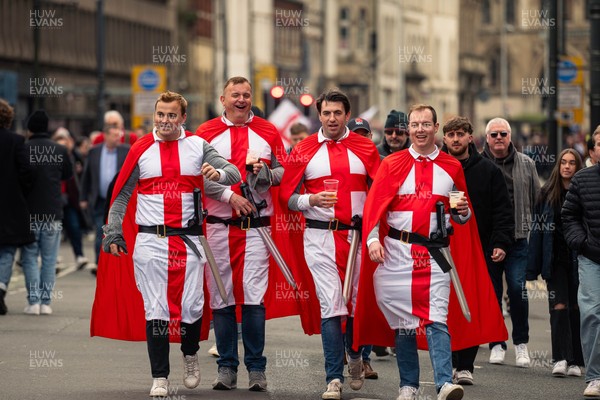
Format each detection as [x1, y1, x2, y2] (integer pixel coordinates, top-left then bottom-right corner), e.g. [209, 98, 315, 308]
[527, 148, 584, 377]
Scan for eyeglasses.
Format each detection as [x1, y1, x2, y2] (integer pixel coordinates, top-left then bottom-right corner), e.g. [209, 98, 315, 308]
[384, 129, 407, 136]
[489, 131, 509, 138]
[445, 131, 468, 139]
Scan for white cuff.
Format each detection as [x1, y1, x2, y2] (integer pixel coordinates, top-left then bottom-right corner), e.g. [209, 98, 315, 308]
[216, 169, 227, 184]
[220, 188, 234, 203]
[296, 194, 312, 211]
[366, 238, 380, 247]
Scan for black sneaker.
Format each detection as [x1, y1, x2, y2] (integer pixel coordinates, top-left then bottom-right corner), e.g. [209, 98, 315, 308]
[0, 288, 7, 315]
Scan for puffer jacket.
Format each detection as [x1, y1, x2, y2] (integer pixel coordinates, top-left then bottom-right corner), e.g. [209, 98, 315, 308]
[562, 163, 600, 265]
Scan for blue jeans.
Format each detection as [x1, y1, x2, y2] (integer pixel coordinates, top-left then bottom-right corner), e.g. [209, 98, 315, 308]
[362, 345, 373, 362]
[213, 304, 266, 372]
[63, 205, 84, 258]
[487, 238, 530, 349]
[21, 223, 62, 305]
[578, 256, 600, 382]
[0, 245, 18, 291]
[321, 316, 362, 383]
[395, 322, 453, 393]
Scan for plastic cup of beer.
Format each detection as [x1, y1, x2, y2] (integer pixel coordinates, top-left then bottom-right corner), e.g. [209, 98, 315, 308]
[448, 191, 464, 215]
[323, 179, 339, 198]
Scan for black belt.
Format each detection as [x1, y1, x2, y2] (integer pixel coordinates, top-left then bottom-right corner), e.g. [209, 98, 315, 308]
[138, 224, 203, 238]
[387, 227, 448, 248]
[205, 215, 270, 230]
[305, 218, 358, 231]
[387, 227, 452, 272]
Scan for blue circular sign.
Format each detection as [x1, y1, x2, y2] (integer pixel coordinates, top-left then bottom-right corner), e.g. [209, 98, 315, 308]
[139, 69, 160, 91]
[558, 60, 577, 83]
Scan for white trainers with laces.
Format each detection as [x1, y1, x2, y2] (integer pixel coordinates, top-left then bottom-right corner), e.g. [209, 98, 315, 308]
[24, 304, 40, 315]
[515, 343, 531, 368]
[584, 379, 600, 397]
[397, 386, 418, 400]
[182, 354, 200, 388]
[437, 382, 464, 400]
[149, 378, 168, 397]
[455, 370, 473, 385]
[489, 344, 505, 364]
[322, 378, 342, 400]
[552, 360, 567, 377]
[567, 365, 583, 377]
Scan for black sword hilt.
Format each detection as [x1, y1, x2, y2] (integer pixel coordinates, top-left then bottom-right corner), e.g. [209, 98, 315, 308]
[188, 188, 202, 227]
[240, 182, 267, 219]
[431, 201, 447, 241]
[351, 214, 362, 231]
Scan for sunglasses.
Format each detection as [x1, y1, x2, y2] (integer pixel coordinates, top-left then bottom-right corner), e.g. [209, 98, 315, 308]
[490, 131, 509, 138]
[384, 129, 407, 136]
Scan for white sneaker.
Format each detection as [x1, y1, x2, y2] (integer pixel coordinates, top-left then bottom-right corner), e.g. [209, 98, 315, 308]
[322, 378, 342, 400]
[76, 256, 88, 270]
[149, 378, 168, 397]
[567, 365, 583, 377]
[584, 379, 600, 397]
[515, 343, 531, 368]
[208, 344, 219, 357]
[40, 304, 52, 315]
[437, 382, 464, 400]
[552, 360, 567, 377]
[455, 370, 473, 385]
[397, 386, 418, 400]
[24, 304, 40, 315]
[182, 354, 200, 389]
[489, 344, 505, 364]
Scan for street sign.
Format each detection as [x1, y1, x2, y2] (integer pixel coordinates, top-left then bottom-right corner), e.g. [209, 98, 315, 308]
[131, 65, 166, 131]
[557, 60, 577, 83]
[557, 56, 584, 127]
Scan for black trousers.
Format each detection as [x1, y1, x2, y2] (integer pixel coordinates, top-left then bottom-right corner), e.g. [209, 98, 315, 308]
[452, 346, 479, 373]
[547, 260, 584, 365]
[146, 318, 202, 378]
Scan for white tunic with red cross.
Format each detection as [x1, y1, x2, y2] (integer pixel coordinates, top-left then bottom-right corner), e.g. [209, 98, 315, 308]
[203, 118, 276, 310]
[374, 146, 458, 330]
[132, 131, 207, 324]
[300, 129, 368, 319]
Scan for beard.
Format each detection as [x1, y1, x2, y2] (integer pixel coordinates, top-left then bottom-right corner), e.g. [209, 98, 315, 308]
[447, 144, 468, 158]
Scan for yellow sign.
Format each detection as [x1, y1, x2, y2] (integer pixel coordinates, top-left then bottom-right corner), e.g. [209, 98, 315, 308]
[131, 65, 167, 131]
[253, 65, 278, 112]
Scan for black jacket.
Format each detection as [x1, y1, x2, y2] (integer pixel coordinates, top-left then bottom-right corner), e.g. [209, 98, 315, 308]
[442, 142, 514, 254]
[562, 163, 600, 264]
[377, 138, 410, 158]
[528, 191, 577, 281]
[0, 128, 34, 245]
[24, 133, 73, 220]
[80, 144, 129, 211]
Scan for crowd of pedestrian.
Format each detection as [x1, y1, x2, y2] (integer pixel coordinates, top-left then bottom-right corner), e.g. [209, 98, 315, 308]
[2, 81, 600, 400]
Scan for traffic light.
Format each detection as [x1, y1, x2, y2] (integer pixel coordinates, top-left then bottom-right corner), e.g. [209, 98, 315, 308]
[299, 93, 314, 116]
